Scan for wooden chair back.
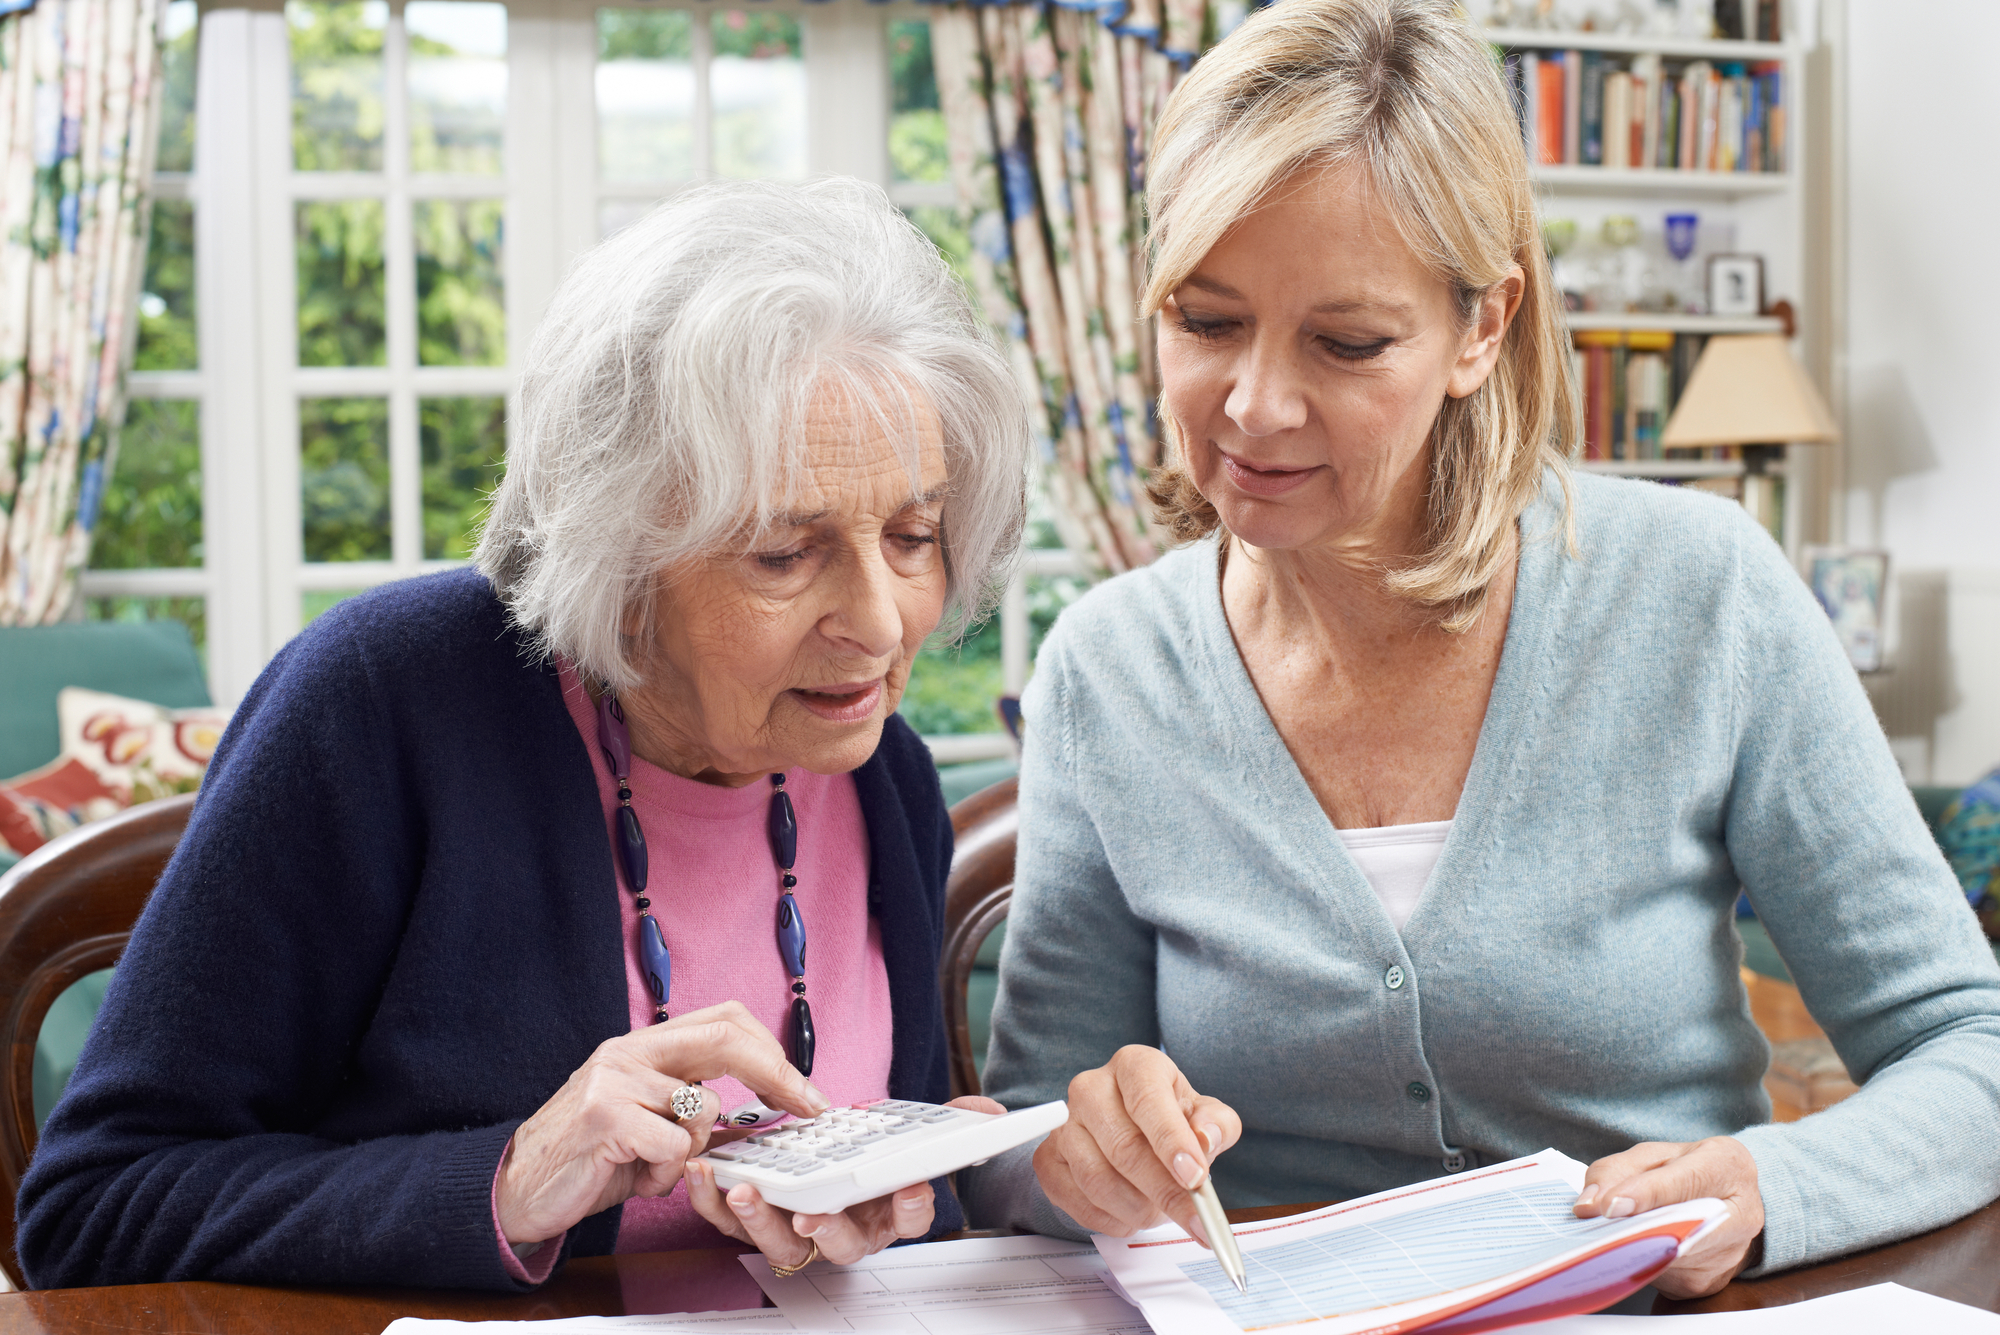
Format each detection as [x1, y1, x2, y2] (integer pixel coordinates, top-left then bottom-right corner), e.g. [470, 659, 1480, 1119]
[0, 793, 191, 1289]
[941, 777, 1018, 1100]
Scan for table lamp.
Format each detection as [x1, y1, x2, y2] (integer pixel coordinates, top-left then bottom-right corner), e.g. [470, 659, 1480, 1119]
[1660, 333, 1838, 537]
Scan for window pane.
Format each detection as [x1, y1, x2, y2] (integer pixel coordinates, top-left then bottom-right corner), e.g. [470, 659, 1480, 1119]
[91, 399, 202, 569]
[297, 200, 386, 367]
[421, 396, 505, 558]
[597, 9, 694, 185]
[888, 19, 944, 184]
[290, 0, 388, 171]
[712, 10, 804, 180]
[301, 397, 390, 562]
[899, 618, 1002, 737]
[84, 598, 207, 662]
[156, 0, 198, 173]
[302, 589, 370, 625]
[415, 199, 505, 366]
[136, 199, 197, 371]
[407, 1, 506, 174]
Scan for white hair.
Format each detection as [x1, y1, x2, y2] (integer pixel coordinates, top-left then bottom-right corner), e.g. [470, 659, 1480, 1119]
[475, 177, 1030, 691]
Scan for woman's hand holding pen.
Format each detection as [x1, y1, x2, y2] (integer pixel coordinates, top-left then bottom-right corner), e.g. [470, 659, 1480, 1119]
[1573, 1136, 1765, 1298]
[496, 1001, 827, 1251]
[1033, 1045, 1243, 1244]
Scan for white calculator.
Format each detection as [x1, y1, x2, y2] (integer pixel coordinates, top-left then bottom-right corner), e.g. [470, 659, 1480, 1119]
[694, 1098, 1069, 1215]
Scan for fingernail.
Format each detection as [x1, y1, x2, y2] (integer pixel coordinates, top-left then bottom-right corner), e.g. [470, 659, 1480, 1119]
[730, 1194, 756, 1215]
[1606, 1197, 1636, 1219]
[1199, 1124, 1224, 1160]
[797, 1220, 819, 1236]
[806, 1085, 831, 1113]
[1575, 1186, 1599, 1208]
[1173, 1152, 1204, 1190]
[898, 1195, 925, 1210]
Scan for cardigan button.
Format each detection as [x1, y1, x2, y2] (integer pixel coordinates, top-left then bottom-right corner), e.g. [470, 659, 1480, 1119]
[1384, 965, 1405, 990]
[1443, 1152, 1467, 1172]
[1407, 1082, 1431, 1103]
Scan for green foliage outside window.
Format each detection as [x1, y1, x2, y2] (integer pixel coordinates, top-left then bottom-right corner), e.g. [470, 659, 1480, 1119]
[711, 9, 797, 59]
[155, 1, 197, 174]
[888, 20, 946, 185]
[301, 398, 390, 562]
[290, 0, 387, 171]
[415, 200, 505, 367]
[92, 399, 202, 570]
[422, 397, 506, 559]
[297, 200, 387, 367]
[598, 7, 692, 59]
[136, 199, 196, 372]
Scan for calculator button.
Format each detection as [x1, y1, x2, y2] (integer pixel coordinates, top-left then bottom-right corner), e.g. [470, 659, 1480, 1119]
[919, 1109, 957, 1123]
[824, 1145, 864, 1161]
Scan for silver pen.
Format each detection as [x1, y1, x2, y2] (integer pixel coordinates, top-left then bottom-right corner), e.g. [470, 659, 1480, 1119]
[1190, 1174, 1248, 1294]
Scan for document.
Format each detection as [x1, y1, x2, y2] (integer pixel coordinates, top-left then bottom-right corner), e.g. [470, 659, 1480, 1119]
[1095, 1149, 1727, 1334]
[382, 1311, 800, 1333]
[745, 1232, 1151, 1334]
[1535, 1282, 2000, 1332]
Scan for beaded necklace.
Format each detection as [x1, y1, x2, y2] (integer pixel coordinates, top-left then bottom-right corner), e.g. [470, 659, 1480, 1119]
[594, 692, 816, 1076]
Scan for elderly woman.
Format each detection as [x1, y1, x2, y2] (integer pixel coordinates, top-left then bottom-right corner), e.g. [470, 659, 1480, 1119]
[19, 178, 1026, 1289]
[964, 0, 2000, 1299]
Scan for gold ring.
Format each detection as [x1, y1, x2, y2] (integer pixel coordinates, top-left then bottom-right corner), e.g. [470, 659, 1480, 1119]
[768, 1239, 820, 1279]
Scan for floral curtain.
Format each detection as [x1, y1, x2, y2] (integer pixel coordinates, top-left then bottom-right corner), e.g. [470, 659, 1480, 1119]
[0, 0, 161, 625]
[930, 0, 1243, 578]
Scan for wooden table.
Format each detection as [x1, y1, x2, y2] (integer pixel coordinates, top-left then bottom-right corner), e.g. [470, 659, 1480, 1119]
[3, 1199, 1995, 1333]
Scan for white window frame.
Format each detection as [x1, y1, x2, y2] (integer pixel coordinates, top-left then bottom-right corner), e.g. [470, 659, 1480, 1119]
[89, 0, 1068, 759]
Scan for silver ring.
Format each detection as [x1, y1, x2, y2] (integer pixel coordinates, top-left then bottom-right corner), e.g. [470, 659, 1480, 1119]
[669, 1084, 706, 1124]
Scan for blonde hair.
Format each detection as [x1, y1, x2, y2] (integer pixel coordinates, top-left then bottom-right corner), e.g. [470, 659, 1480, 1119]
[1142, 0, 1575, 630]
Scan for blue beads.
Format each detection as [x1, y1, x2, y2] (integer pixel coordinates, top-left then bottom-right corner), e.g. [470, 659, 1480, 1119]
[776, 891, 807, 978]
[768, 788, 797, 870]
[789, 995, 815, 1076]
[594, 693, 633, 777]
[615, 804, 648, 892]
[639, 911, 672, 1010]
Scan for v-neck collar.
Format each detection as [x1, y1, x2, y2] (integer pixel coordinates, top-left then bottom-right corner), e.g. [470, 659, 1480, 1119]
[1186, 471, 1571, 952]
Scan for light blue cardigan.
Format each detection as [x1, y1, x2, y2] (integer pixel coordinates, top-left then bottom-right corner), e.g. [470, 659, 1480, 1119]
[963, 471, 2000, 1274]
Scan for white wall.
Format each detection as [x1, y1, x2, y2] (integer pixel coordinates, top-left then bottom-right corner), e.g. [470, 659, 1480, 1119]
[1841, 0, 2000, 784]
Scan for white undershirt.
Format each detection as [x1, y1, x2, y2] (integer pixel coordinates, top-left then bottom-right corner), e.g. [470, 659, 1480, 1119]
[1336, 820, 1453, 932]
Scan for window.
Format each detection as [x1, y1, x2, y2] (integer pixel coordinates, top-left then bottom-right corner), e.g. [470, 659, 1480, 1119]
[85, 0, 1071, 755]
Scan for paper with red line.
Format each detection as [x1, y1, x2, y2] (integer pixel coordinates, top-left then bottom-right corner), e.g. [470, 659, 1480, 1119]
[1094, 1149, 1729, 1334]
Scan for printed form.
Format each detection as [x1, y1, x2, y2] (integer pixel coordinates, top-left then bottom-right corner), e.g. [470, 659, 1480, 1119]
[1096, 1149, 1725, 1334]
[745, 1233, 1151, 1334]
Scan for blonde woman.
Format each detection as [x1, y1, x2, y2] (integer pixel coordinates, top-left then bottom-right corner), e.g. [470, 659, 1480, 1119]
[963, 0, 2000, 1298]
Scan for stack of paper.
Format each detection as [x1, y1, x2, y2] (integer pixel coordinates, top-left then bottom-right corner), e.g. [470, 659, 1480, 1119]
[1094, 1150, 1724, 1334]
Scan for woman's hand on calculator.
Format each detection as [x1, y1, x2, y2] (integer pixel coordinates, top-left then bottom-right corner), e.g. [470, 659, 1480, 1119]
[686, 1095, 1005, 1267]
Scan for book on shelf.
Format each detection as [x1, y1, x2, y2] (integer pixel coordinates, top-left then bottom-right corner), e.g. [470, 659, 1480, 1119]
[1500, 46, 1786, 175]
[1572, 328, 1735, 465]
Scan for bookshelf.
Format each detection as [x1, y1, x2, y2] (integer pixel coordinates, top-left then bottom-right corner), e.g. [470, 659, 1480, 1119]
[1486, 21, 1810, 553]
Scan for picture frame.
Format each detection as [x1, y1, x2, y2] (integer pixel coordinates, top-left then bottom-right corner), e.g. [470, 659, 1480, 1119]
[1706, 254, 1765, 318]
[1803, 547, 1889, 673]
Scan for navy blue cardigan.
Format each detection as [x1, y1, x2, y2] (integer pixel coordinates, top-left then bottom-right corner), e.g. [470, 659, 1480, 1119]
[16, 570, 962, 1290]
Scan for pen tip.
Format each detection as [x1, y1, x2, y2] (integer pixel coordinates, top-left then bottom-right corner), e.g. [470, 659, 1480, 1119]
[1233, 1275, 1248, 1295]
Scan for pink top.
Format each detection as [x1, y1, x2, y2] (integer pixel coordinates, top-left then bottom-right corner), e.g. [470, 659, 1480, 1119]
[495, 663, 894, 1281]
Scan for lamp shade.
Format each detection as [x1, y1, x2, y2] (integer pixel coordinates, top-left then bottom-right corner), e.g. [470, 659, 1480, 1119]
[1659, 334, 1839, 447]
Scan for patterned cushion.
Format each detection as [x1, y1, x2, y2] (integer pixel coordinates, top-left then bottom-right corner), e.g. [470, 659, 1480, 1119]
[0, 688, 231, 858]
[0, 757, 126, 858]
[56, 687, 229, 803]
